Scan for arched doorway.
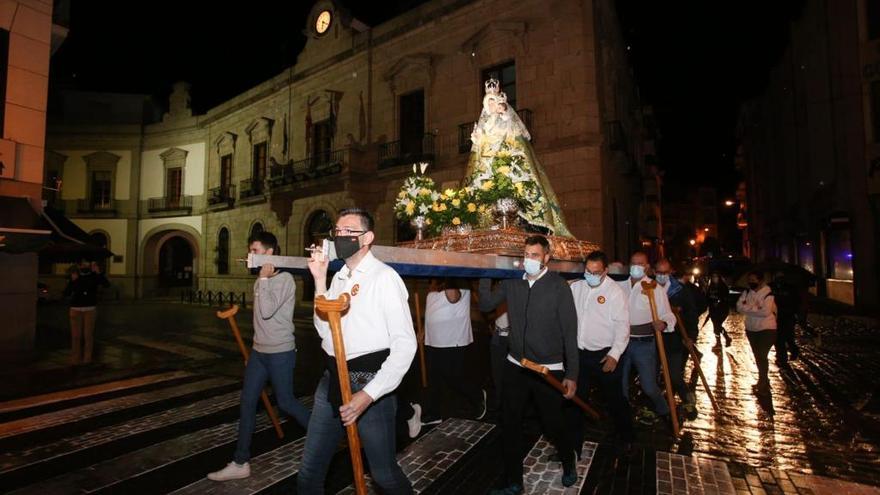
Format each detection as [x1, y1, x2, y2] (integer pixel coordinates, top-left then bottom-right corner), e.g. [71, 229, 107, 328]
[303, 210, 334, 300]
[158, 236, 194, 288]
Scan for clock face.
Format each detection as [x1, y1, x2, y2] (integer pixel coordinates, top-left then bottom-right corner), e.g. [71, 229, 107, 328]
[316, 11, 331, 34]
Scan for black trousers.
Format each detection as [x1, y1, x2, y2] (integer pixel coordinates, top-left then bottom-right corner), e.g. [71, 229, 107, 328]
[502, 361, 574, 486]
[489, 333, 509, 411]
[747, 330, 777, 385]
[662, 332, 688, 400]
[425, 345, 482, 418]
[569, 348, 633, 447]
[710, 308, 730, 337]
[775, 315, 798, 363]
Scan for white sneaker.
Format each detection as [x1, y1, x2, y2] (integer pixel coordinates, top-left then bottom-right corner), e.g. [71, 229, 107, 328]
[407, 403, 422, 438]
[475, 389, 488, 420]
[207, 461, 251, 481]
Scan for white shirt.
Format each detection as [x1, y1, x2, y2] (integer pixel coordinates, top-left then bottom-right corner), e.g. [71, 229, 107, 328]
[506, 267, 563, 371]
[626, 277, 677, 332]
[736, 285, 777, 331]
[570, 276, 630, 360]
[425, 289, 473, 347]
[313, 251, 417, 401]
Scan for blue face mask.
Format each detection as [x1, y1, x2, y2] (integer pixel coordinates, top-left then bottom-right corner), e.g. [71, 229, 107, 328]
[584, 272, 603, 287]
[656, 274, 669, 286]
[630, 265, 645, 279]
[523, 258, 543, 276]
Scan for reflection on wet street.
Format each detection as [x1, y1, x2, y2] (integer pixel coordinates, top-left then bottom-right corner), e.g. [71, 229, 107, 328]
[676, 312, 880, 486]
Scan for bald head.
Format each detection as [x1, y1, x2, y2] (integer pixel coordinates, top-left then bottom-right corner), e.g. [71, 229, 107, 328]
[630, 252, 648, 266]
[655, 258, 671, 273]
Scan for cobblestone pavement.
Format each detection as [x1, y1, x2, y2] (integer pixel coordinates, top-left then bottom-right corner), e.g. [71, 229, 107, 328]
[0, 302, 877, 494]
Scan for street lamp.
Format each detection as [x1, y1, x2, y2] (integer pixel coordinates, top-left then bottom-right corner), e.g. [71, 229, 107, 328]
[689, 239, 696, 246]
[724, 200, 735, 207]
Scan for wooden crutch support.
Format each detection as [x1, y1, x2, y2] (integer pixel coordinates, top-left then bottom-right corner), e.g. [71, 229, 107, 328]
[413, 290, 428, 388]
[314, 293, 367, 495]
[520, 358, 601, 420]
[671, 307, 720, 414]
[640, 280, 681, 436]
[216, 305, 285, 440]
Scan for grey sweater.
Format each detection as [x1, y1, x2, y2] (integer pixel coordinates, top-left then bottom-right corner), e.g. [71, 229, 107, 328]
[252, 272, 297, 353]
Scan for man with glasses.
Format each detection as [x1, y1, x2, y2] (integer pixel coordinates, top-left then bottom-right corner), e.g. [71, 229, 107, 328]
[299, 208, 416, 494]
[619, 251, 677, 426]
[478, 235, 579, 494]
[567, 250, 633, 454]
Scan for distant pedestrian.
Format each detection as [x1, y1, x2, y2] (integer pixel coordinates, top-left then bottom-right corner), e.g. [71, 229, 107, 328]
[63, 259, 110, 365]
[706, 272, 732, 348]
[770, 272, 800, 366]
[736, 270, 777, 395]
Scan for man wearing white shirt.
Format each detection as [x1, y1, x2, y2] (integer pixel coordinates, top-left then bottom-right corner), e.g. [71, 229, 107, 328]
[300, 208, 416, 495]
[619, 252, 678, 425]
[567, 251, 633, 451]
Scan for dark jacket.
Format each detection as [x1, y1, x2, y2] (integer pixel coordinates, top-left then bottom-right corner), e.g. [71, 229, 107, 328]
[64, 270, 110, 308]
[707, 280, 730, 316]
[666, 278, 699, 340]
[478, 272, 578, 380]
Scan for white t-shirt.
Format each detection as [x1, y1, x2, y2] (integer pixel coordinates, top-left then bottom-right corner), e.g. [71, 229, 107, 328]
[425, 289, 473, 347]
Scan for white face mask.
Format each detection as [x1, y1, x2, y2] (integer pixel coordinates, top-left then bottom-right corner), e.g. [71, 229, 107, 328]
[630, 265, 645, 279]
[523, 258, 543, 276]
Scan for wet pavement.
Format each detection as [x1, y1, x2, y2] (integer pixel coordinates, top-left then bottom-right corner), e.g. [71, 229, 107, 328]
[0, 300, 877, 494]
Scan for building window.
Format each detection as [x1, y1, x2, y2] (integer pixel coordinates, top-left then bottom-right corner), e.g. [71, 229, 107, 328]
[482, 61, 516, 109]
[868, 0, 880, 40]
[311, 120, 333, 166]
[220, 154, 233, 192]
[253, 142, 267, 183]
[166, 167, 182, 204]
[217, 227, 230, 275]
[90, 171, 112, 208]
[872, 81, 880, 143]
[827, 225, 853, 280]
[399, 89, 425, 158]
[249, 222, 264, 242]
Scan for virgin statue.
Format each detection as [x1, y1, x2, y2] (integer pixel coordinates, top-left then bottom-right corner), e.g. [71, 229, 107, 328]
[463, 78, 572, 237]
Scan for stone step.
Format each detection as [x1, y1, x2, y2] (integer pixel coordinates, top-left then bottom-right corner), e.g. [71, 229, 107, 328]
[521, 437, 597, 494]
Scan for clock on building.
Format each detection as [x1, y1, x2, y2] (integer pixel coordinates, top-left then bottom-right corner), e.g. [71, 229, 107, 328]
[315, 10, 332, 35]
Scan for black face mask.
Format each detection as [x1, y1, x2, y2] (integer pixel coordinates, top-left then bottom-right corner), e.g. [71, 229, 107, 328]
[334, 236, 361, 260]
[748, 282, 759, 290]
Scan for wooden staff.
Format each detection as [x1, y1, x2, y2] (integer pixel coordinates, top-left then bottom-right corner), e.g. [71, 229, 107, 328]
[640, 280, 681, 436]
[216, 305, 284, 439]
[520, 358, 601, 420]
[413, 290, 428, 388]
[671, 307, 720, 413]
[315, 293, 367, 495]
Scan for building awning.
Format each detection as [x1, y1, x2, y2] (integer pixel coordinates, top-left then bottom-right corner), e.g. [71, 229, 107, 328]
[0, 197, 114, 260]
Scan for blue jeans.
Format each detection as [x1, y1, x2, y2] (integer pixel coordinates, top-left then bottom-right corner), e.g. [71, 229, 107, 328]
[233, 349, 311, 464]
[620, 337, 670, 415]
[297, 372, 412, 494]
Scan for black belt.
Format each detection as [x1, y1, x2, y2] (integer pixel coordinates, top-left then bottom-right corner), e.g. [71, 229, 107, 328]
[324, 349, 390, 413]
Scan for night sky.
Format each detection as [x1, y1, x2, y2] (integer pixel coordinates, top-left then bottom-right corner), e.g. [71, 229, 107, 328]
[50, 0, 803, 199]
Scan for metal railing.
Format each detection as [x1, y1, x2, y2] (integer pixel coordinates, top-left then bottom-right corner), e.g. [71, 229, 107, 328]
[457, 109, 533, 154]
[77, 198, 116, 213]
[239, 177, 265, 199]
[378, 134, 435, 169]
[208, 185, 236, 206]
[180, 289, 247, 308]
[269, 148, 347, 189]
[148, 195, 192, 212]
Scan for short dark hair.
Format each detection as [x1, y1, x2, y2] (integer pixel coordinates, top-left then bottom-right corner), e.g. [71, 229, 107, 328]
[248, 231, 280, 255]
[748, 269, 764, 280]
[585, 250, 608, 267]
[524, 235, 550, 253]
[338, 207, 374, 232]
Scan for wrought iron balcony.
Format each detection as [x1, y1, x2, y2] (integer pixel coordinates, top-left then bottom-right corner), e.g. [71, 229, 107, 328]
[148, 195, 192, 213]
[77, 198, 116, 214]
[208, 185, 236, 207]
[378, 134, 435, 169]
[269, 148, 347, 189]
[457, 109, 533, 154]
[240, 177, 265, 200]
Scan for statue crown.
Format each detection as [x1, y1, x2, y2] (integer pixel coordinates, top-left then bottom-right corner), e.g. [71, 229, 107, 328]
[484, 78, 501, 95]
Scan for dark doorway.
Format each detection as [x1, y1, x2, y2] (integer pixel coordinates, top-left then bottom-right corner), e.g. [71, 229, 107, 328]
[158, 236, 194, 288]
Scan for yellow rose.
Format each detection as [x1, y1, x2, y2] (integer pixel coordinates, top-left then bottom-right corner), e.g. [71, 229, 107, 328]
[440, 203, 447, 211]
[498, 165, 511, 175]
[419, 188, 431, 196]
[481, 180, 494, 191]
[398, 191, 406, 198]
[440, 194, 447, 201]
[467, 203, 477, 212]
[426, 218, 432, 225]
[452, 217, 461, 225]
[478, 205, 486, 213]
[444, 188, 456, 197]
[405, 202, 415, 215]
[452, 198, 461, 207]
[432, 202, 440, 212]
[514, 182, 524, 193]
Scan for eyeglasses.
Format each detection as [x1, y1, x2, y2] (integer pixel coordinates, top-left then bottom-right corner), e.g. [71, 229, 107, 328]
[328, 227, 367, 239]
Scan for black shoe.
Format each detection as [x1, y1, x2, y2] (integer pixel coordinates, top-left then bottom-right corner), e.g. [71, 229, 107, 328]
[489, 483, 523, 495]
[562, 449, 578, 487]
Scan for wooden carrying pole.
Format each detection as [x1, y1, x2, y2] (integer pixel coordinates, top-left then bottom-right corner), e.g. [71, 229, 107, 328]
[413, 291, 428, 388]
[640, 281, 681, 436]
[520, 358, 601, 420]
[315, 294, 367, 495]
[216, 305, 284, 439]
[671, 307, 720, 413]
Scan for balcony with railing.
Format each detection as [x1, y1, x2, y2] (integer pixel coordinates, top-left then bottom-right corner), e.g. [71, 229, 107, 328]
[148, 195, 192, 213]
[378, 134, 435, 170]
[269, 148, 347, 189]
[457, 109, 533, 154]
[207, 185, 236, 209]
[77, 198, 116, 215]
[239, 177, 266, 202]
